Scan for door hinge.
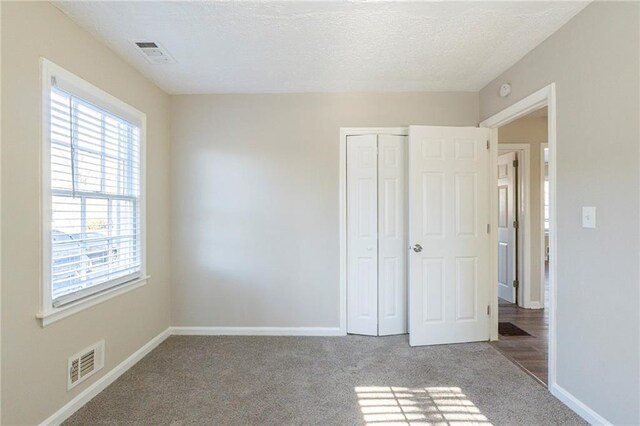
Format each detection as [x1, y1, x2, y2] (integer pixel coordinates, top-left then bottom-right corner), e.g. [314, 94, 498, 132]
[513, 220, 519, 229]
[486, 140, 490, 150]
[487, 305, 491, 315]
[486, 224, 490, 233]
[513, 159, 519, 168]
[513, 279, 520, 289]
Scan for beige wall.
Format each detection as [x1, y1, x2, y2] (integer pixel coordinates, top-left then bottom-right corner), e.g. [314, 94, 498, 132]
[170, 93, 478, 327]
[480, 2, 639, 424]
[1, 2, 172, 424]
[3, 1, 638, 424]
[499, 114, 547, 307]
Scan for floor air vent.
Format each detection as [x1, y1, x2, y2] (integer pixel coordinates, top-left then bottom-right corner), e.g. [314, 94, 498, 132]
[68, 340, 105, 390]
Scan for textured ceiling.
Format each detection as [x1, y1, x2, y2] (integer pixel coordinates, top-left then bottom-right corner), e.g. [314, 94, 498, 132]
[52, 1, 590, 94]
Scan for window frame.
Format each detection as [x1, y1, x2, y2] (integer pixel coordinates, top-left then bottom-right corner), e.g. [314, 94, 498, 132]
[38, 58, 148, 326]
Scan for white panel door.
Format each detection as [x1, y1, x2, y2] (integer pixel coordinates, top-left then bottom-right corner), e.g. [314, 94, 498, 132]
[378, 134, 407, 336]
[408, 126, 491, 346]
[497, 152, 517, 303]
[347, 135, 378, 336]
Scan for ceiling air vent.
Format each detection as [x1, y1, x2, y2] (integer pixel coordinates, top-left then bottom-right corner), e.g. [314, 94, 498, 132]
[68, 341, 105, 390]
[133, 40, 176, 64]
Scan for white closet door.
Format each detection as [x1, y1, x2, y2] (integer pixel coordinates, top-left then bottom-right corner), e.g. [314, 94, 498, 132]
[347, 135, 378, 336]
[408, 126, 491, 346]
[378, 134, 407, 336]
[497, 152, 517, 303]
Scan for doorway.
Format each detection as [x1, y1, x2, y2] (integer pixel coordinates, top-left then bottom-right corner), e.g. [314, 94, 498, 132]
[496, 143, 534, 309]
[481, 85, 556, 388]
[495, 110, 549, 385]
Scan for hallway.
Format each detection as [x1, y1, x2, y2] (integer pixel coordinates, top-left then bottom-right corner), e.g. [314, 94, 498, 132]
[492, 301, 548, 385]
[492, 266, 549, 385]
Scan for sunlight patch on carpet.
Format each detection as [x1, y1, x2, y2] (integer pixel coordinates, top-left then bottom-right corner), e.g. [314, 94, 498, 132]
[355, 386, 492, 425]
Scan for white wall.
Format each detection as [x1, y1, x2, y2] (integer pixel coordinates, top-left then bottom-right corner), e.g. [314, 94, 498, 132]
[1, 3, 172, 424]
[499, 114, 547, 307]
[171, 93, 478, 328]
[480, 2, 639, 424]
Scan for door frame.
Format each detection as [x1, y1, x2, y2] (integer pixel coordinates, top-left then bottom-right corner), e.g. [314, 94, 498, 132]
[480, 83, 558, 387]
[498, 144, 532, 309]
[540, 143, 549, 308]
[339, 127, 408, 335]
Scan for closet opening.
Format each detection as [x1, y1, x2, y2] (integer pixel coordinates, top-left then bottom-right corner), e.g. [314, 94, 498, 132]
[339, 128, 408, 336]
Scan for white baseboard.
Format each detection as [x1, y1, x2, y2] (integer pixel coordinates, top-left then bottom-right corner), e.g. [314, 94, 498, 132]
[40, 328, 171, 426]
[170, 326, 344, 336]
[528, 301, 543, 309]
[550, 383, 611, 425]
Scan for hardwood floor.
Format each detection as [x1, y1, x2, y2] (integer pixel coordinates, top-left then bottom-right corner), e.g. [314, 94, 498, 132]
[491, 265, 549, 386]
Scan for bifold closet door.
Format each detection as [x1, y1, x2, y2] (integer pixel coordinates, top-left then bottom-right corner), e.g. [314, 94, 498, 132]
[347, 134, 407, 336]
[378, 135, 407, 336]
[347, 134, 378, 336]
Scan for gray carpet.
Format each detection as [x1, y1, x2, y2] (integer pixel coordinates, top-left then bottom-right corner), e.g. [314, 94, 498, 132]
[65, 335, 586, 425]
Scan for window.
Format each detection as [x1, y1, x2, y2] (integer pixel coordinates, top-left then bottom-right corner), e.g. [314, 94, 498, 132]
[41, 59, 146, 323]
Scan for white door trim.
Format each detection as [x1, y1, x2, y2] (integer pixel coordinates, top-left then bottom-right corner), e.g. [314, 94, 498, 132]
[540, 143, 549, 309]
[498, 144, 531, 309]
[480, 83, 558, 387]
[339, 127, 408, 335]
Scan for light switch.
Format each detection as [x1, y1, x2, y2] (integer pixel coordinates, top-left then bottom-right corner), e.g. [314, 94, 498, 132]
[582, 206, 596, 229]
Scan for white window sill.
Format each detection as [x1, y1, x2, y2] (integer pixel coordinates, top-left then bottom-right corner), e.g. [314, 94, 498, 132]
[37, 276, 150, 327]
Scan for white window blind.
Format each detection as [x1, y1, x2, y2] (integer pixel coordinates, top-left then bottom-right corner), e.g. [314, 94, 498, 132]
[49, 84, 142, 306]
